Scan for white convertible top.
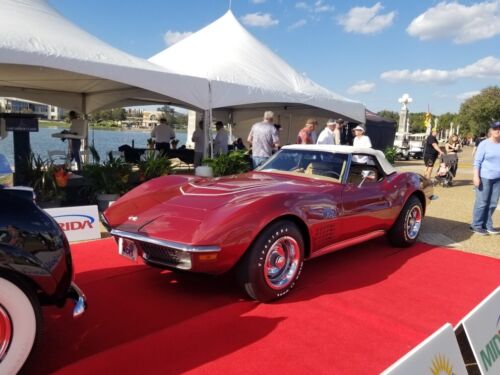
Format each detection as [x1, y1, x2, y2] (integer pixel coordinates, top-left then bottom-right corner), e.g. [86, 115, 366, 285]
[282, 144, 397, 175]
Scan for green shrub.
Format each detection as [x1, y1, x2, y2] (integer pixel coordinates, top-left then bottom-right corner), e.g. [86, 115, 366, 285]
[138, 151, 172, 181]
[19, 153, 63, 203]
[384, 146, 397, 165]
[203, 150, 251, 177]
[82, 150, 132, 198]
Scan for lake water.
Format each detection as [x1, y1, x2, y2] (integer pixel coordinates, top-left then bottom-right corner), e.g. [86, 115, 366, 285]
[0, 127, 187, 166]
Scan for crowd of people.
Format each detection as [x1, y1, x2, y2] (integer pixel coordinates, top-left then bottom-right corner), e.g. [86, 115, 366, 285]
[245, 111, 371, 168]
[11, 105, 500, 238]
[186, 111, 369, 169]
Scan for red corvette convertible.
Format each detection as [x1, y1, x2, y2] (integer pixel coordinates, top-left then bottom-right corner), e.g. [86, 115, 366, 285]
[103, 145, 433, 302]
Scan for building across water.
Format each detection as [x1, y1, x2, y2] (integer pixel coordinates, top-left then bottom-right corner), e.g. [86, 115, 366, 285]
[0, 97, 65, 120]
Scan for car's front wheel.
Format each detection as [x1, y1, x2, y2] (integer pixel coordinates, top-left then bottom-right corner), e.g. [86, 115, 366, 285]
[0, 277, 41, 374]
[388, 196, 423, 247]
[238, 220, 304, 302]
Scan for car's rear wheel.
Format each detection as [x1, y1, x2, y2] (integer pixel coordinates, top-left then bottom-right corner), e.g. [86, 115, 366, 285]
[388, 196, 423, 247]
[0, 277, 41, 374]
[238, 220, 304, 302]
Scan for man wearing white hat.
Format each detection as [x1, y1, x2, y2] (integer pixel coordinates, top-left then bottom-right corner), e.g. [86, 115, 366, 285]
[317, 119, 339, 145]
[352, 125, 372, 163]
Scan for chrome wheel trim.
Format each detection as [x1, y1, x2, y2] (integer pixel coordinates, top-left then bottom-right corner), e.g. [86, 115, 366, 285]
[0, 304, 13, 362]
[264, 235, 300, 290]
[406, 205, 422, 240]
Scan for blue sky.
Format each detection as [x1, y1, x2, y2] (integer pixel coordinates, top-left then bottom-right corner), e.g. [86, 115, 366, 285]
[48, 0, 499, 115]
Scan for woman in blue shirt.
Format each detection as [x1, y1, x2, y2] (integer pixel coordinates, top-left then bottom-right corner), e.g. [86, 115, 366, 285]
[471, 121, 500, 235]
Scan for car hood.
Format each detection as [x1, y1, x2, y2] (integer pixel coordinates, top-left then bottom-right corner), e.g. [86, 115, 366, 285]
[104, 172, 330, 242]
[180, 173, 279, 196]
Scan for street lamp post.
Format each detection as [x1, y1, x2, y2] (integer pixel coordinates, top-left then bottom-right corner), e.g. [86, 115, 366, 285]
[397, 93, 412, 135]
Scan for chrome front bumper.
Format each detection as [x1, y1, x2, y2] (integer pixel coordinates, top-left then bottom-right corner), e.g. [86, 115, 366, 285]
[68, 282, 87, 318]
[110, 229, 221, 271]
[110, 229, 221, 253]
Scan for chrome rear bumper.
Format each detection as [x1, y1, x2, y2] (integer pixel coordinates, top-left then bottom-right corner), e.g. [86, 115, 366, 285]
[68, 282, 87, 318]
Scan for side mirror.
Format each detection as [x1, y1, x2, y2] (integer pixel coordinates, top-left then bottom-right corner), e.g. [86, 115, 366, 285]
[358, 170, 377, 188]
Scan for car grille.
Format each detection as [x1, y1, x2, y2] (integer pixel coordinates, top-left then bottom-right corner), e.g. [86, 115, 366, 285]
[139, 242, 182, 266]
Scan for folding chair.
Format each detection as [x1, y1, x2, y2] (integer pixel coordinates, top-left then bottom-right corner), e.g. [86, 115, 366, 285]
[47, 150, 69, 166]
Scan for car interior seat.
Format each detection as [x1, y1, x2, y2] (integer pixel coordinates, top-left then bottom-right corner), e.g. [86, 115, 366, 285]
[305, 162, 337, 179]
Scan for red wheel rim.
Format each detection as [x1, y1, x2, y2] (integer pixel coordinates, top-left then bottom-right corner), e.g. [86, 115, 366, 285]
[0, 304, 13, 361]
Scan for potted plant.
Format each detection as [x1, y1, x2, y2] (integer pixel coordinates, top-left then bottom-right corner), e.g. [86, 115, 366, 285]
[21, 153, 64, 208]
[82, 152, 132, 211]
[202, 150, 251, 177]
[138, 151, 172, 181]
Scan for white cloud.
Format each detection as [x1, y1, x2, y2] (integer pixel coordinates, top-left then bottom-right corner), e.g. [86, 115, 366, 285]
[295, 1, 334, 13]
[251, 0, 266, 3]
[288, 19, 307, 31]
[407, 1, 500, 44]
[380, 56, 500, 83]
[241, 12, 279, 28]
[163, 30, 193, 46]
[339, 2, 396, 34]
[313, 0, 334, 13]
[347, 81, 376, 95]
[457, 90, 481, 100]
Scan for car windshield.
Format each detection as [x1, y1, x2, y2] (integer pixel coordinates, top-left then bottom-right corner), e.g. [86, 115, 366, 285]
[257, 149, 348, 182]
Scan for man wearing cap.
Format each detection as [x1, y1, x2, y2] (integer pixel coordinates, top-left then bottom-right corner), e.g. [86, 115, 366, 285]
[317, 119, 338, 145]
[352, 125, 372, 163]
[297, 119, 316, 144]
[151, 118, 175, 155]
[247, 111, 280, 169]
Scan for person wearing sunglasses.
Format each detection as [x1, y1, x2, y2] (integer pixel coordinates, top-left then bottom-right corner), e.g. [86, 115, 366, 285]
[471, 121, 500, 235]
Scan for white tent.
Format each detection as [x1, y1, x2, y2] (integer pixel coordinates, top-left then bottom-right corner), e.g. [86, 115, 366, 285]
[0, 0, 209, 114]
[150, 10, 366, 142]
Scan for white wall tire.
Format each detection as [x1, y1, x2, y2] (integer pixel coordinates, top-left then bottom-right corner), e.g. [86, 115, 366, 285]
[237, 220, 304, 302]
[0, 277, 41, 374]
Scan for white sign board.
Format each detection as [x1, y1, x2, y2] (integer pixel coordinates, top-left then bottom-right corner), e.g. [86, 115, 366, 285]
[45, 205, 101, 242]
[460, 287, 500, 374]
[382, 323, 467, 375]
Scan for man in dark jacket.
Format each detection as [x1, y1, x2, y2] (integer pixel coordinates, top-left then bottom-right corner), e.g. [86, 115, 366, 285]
[423, 129, 444, 179]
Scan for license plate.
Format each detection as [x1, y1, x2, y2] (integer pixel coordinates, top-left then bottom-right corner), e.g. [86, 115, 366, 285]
[118, 237, 138, 262]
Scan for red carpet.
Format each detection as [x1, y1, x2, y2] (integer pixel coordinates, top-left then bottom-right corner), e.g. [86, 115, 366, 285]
[27, 238, 499, 374]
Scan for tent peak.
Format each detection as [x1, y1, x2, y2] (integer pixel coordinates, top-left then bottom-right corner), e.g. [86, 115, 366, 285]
[149, 6, 365, 123]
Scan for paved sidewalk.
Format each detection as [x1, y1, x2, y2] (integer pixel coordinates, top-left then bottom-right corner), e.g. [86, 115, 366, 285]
[395, 146, 499, 258]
